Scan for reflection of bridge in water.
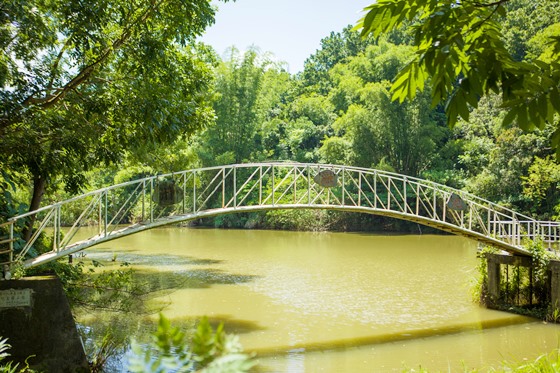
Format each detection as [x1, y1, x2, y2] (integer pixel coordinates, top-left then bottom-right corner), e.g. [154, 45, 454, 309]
[2, 162, 559, 269]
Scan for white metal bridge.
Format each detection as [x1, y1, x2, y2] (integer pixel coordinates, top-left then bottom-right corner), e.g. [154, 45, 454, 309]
[1, 162, 559, 269]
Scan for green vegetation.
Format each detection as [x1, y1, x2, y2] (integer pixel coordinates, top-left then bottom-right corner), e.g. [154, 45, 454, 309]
[358, 0, 560, 142]
[0, 338, 36, 373]
[2, 0, 560, 231]
[475, 239, 556, 321]
[2, 0, 560, 371]
[128, 314, 254, 372]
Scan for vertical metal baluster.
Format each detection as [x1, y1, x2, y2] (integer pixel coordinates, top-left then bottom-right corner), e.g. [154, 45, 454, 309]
[142, 181, 146, 222]
[358, 172, 362, 207]
[307, 165, 311, 205]
[222, 168, 226, 208]
[387, 176, 391, 210]
[293, 166, 297, 204]
[272, 164, 275, 205]
[234, 166, 237, 208]
[433, 187, 437, 220]
[9, 223, 13, 265]
[104, 190, 108, 236]
[373, 171, 377, 209]
[259, 166, 263, 205]
[442, 192, 447, 222]
[150, 179, 154, 223]
[342, 167, 345, 206]
[193, 171, 197, 213]
[403, 177, 407, 214]
[182, 173, 186, 214]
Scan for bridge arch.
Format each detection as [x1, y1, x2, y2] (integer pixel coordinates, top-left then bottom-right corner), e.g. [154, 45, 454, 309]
[2, 162, 559, 268]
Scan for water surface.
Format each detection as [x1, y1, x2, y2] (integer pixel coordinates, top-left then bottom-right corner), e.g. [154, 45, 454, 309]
[77, 228, 560, 371]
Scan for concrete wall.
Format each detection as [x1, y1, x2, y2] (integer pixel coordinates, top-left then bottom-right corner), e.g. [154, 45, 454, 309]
[0, 276, 89, 372]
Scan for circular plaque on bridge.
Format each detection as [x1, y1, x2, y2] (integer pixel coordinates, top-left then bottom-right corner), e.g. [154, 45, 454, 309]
[447, 193, 468, 211]
[152, 180, 184, 206]
[314, 170, 338, 188]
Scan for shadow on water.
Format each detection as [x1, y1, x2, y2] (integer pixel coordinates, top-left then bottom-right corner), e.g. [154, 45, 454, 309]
[252, 315, 538, 356]
[132, 267, 260, 292]
[86, 249, 224, 267]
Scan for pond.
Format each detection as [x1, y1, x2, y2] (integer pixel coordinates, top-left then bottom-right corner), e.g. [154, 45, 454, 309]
[75, 227, 560, 371]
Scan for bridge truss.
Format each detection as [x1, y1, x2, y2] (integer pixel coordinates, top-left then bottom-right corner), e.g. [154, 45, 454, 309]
[1, 162, 559, 268]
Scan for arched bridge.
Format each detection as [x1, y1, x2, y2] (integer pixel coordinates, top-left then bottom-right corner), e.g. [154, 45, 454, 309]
[2, 162, 559, 269]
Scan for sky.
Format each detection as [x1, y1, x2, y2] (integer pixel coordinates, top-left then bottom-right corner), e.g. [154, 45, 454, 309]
[200, 0, 373, 73]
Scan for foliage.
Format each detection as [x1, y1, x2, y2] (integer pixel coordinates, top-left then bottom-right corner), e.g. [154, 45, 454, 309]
[526, 238, 552, 286]
[522, 156, 560, 219]
[128, 314, 255, 373]
[0, 0, 221, 217]
[357, 0, 560, 149]
[0, 338, 37, 373]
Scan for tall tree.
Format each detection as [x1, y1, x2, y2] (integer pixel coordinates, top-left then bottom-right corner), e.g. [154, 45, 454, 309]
[357, 0, 560, 147]
[197, 48, 267, 165]
[1, 0, 221, 216]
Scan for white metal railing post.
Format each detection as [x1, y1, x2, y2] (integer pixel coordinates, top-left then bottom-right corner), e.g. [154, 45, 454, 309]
[342, 167, 346, 206]
[442, 192, 447, 222]
[150, 178, 154, 223]
[307, 165, 311, 205]
[387, 176, 391, 210]
[374, 171, 378, 209]
[142, 180, 146, 221]
[415, 183, 420, 216]
[9, 222, 13, 264]
[234, 166, 237, 208]
[403, 177, 407, 214]
[54, 205, 61, 252]
[222, 168, 226, 208]
[192, 171, 197, 213]
[358, 172, 362, 207]
[433, 187, 437, 220]
[104, 190, 108, 236]
[259, 166, 263, 205]
[182, 173, 186, 214]
[98, 193, 102, 235]
[293, 166, 297, 204]
[272, 164, 275, 205]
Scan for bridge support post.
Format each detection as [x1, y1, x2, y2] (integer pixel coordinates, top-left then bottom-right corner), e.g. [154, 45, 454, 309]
[549, 261, 560, 312]
[487, 255, 501, 304]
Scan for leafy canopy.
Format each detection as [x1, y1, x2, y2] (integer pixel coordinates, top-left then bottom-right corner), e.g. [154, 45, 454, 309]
[1, 0, 223, 204]
[357, 0, 560, 148]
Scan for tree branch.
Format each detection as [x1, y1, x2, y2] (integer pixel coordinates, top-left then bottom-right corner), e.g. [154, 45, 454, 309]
[20, 0, 167, 112]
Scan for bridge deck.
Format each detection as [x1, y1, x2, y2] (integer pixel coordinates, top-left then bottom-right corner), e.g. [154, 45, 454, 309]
[2, 162, 557, 268]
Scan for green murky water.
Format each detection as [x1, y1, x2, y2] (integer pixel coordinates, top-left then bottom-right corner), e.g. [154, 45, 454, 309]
[76, 227, 560, 372]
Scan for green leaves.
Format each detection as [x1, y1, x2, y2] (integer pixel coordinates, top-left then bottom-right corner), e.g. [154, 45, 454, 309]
[357, 0, 560, 150]
[128, 314, 255, 373]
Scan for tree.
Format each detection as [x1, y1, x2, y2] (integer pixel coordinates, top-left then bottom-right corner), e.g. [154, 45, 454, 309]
[301, 26, 373, 95]
[197, 48, 267, 165]
[1, 0, 221, 219]
[357, 0, 560, 148]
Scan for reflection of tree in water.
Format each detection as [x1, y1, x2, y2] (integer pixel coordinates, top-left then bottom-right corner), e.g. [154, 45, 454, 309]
[134, 268, 259, 292]
[86, 251, 225, 267]
[73, 256, 261, 371]
[76, 303, 264, 371]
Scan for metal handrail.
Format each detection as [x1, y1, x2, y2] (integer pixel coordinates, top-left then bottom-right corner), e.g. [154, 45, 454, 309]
[2, 162, 558, 269]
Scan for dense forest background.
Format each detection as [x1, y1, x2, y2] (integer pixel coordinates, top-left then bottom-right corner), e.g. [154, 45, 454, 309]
[2, 0, 560, 233]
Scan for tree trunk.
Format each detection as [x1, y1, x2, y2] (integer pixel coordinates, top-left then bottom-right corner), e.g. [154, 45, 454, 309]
[23, 175, 47, 242]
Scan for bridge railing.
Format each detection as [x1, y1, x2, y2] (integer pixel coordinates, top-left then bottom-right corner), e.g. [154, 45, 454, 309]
[1, 162, 558, 268]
